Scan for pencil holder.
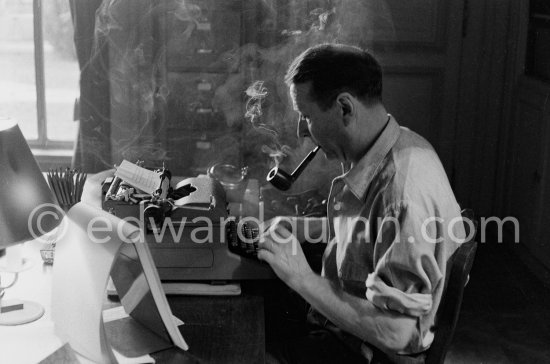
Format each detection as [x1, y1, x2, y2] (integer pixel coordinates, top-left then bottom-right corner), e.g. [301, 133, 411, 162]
[41, 168, 87, 264]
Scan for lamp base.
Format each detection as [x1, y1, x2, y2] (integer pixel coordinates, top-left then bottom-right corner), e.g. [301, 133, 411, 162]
[0, 299, 44, 325]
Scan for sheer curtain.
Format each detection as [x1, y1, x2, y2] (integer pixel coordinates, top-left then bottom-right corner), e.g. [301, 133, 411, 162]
[70, 0, 111, 172]
[70, 0, 162, 172]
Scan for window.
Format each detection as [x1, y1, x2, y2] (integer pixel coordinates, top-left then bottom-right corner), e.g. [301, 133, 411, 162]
[0, 0, 79, 148]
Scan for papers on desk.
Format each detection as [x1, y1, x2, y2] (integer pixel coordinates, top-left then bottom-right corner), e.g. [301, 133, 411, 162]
[103, 305, 185, 327]
[0, 318, 160, 364]
[0, 321, 64, 364]
[72, 347, 155, 364]
[51, 202, 188, 363]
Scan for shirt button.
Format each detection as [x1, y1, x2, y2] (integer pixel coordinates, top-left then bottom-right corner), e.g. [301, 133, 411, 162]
[334, 203, 342, 211]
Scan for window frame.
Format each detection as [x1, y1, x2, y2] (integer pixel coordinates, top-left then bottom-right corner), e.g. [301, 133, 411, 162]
[27, 0, 75, 150]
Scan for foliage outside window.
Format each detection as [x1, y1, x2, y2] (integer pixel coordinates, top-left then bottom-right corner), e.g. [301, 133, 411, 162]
[0, 0, 78, 148]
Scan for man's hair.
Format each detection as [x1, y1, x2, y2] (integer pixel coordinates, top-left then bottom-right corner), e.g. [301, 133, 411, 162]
[285, 43, 383, 110]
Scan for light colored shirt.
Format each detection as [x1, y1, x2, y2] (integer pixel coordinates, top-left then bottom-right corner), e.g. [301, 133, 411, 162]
[318, 115, 465, 357]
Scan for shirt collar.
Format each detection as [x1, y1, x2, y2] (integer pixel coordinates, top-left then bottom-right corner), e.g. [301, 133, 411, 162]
[342, 115, 401, 200]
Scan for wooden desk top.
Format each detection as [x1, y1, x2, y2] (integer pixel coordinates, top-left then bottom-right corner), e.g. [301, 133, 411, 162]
[0, 171, 266, 363]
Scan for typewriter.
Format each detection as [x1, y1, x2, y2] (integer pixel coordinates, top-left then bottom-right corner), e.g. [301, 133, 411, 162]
[101, 163, 273, 281]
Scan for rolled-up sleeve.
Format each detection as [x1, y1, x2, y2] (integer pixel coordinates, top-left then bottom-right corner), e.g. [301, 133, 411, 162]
[365, 201, 445, 351]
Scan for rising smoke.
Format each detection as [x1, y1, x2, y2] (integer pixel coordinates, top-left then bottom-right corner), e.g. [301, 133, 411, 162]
[78, 0, 394, 193]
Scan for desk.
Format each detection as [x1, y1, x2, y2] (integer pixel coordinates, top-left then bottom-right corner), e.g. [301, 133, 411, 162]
[0, 240, 62, 364]
[0, 171, 266, 363]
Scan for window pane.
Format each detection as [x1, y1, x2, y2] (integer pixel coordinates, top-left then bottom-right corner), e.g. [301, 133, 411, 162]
[43, 0, 79, 142]
[0, 0, 38, 140]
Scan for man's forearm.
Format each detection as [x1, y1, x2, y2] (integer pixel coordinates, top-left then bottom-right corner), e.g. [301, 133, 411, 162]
[293, 272, 419, 353]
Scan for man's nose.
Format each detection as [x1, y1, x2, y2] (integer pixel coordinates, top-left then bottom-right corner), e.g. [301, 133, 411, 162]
[297, 116, 311, 139]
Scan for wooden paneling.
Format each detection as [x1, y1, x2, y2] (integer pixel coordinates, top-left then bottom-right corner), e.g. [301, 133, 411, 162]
[508, 77, 550, 270]
[381, 0, 444, 46]
[339, 0, 447, 49]
[509, 89, 546, 245]
[453, 0, 522, 216]
[495, 0, 529, 219]
[383, 69, 443, 146]
[372, 0, 464, 181]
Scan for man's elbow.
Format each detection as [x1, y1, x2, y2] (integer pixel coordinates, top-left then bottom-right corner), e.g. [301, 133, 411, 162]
[372, 316, 419, 353]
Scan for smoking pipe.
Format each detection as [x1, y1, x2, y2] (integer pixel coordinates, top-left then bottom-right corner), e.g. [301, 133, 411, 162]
[266, 146, 320, 191]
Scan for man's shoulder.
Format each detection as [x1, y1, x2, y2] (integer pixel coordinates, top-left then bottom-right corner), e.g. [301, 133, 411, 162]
[380, 127, 456, 209]
[389, 127, 446, 178]
[394, 126, 437, 157]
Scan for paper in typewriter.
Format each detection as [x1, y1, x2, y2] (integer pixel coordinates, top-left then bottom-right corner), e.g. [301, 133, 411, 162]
[114, 160, 160, 194]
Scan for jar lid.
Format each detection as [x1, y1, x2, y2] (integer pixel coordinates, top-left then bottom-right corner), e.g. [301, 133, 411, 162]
[208, 164, 248, 187]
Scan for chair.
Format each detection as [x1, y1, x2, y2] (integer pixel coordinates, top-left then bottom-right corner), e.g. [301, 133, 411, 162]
[424, 238, 478, 364]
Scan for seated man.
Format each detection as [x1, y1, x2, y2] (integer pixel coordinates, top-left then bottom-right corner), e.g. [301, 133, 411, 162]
[259, 43, 465, 363]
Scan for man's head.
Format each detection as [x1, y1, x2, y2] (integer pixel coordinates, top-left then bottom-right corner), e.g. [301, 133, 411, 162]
[285, 43, 383, 110]
[285, 44, 385, 163]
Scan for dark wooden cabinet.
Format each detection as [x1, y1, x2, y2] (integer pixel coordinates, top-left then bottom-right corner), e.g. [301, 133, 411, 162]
[165, 1, 242, 73]
[165, 72, 233, 131]
[158, 0, 247, 175]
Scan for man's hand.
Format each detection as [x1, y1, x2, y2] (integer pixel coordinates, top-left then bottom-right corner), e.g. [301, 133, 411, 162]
[258, 217, 315, 290]
[260, 216, 327, 244]
[257, 219, 418, 354]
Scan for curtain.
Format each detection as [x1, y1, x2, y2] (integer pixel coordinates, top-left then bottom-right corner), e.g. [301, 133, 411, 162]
[70, 0, 162, 173]
[70, 0, 112, 172]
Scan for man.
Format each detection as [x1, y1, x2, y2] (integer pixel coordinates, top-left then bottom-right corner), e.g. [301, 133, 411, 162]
[258, 44, 466, 363]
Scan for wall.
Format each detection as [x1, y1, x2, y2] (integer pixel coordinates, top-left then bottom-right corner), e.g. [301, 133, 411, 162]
[453, 0, 522, 218]
[500, 1, 550, 280]
[453, 0, 550, 282]
[446, 0, 550, 281]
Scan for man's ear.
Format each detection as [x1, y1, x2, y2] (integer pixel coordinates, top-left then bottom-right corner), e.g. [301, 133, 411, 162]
[336, 93, 355, 126]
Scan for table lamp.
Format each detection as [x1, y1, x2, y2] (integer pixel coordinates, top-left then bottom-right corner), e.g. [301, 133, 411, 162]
[0, 119, 62, 325]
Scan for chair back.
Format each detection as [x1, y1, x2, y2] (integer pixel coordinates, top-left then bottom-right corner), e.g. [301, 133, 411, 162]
[425, 239, 478, 364]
